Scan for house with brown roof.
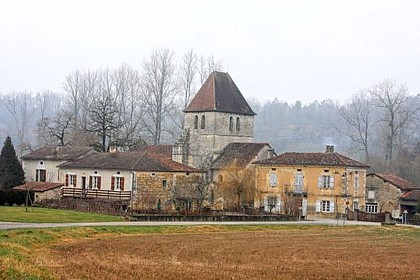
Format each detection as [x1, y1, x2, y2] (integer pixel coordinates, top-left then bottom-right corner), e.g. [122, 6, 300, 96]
[366, 173, 420, 216]
[210, 142, 275, 210]
[13, 182, 64, 203]
[58, 150, 203, 210]
[254, 146, 369, 217]
[173, 71, 256, 168]
[21, 145, 95, 183]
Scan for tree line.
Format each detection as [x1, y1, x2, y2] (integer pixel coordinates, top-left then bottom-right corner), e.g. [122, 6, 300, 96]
[0, 50, 419, 184]
[0, 49, 223, 153]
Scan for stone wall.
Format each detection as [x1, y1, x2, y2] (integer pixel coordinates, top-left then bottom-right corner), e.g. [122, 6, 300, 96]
[134, 171, 204, 211]
[184, 111, 254, 168]
[366, 175, 401, 212]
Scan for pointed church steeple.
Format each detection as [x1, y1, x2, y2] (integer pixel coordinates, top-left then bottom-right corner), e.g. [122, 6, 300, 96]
[174, 71, 255, 168]
[185, 71, 256, 115]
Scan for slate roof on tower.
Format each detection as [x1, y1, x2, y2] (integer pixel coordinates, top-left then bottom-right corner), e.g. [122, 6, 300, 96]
[184, 71, 256, 115]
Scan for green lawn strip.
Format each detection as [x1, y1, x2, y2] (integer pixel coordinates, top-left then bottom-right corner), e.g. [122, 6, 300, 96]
[0, 206, 124, 223]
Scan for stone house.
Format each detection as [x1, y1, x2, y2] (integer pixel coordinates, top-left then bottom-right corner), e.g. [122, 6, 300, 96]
[21, 146, 94, 183]
[210, 142, 275, 210]
[13, 182, 64, 203]
[366, 173, 420, 216]
[254, 146, 369, 217]
[58, 150, 203, 209]
[173, 71, 256, 169]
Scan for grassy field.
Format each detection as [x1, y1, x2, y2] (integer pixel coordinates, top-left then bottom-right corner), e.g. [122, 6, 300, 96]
[0, 206, 124, 223]
[1, 225, 420, 279]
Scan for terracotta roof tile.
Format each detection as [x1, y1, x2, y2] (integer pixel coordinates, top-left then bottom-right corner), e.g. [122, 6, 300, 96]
[13, 182, 64, 192]
[184, 71, 256, 116]
[21, 146, 95, 161]
[255, 152, 369, 168]
[401, 190, 420, 200]
[211, 142, 272, 169]
[59, 151, 200, 173]
[369, 173, 419, 191]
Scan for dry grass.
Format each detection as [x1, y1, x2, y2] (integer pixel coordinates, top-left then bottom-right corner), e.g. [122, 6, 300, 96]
[31, 226, 420, 280]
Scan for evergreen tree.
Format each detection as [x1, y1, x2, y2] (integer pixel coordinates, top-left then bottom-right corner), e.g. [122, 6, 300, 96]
[0, 136, 25, 189]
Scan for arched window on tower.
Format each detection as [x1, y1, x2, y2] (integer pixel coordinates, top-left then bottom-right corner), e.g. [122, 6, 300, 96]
[201, 115, 205, 129]
[194, 115, 198, 129]
[229, 116, 233, 131]
[236, 117, 240, 131]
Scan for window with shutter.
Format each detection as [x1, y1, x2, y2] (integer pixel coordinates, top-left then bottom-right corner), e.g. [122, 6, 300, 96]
[269, 173, 278, 187]
[330, 201, 335, 213]
[315, 200, 321, 212]
[318, 176, 323, 188]
[65, 174, 69, 187]
[263, 196, 268, 212]
[275, 197, 281, 213]
[111, 176, 115, 190]
[354, 173, 359, 189]
[120, 177, 125, 191]
[97, 176, 101, 190]
[329, 177, 334, 189]
[295, 174, 303, 193]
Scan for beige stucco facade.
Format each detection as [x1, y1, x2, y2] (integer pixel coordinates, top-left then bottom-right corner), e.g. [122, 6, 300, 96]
[23, 159, 65, 182]
[58, 168, 136, 192]
[255, 165, 367, 217]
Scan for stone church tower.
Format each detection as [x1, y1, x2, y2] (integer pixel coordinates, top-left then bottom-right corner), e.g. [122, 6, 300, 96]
[172, 71, 256, 168]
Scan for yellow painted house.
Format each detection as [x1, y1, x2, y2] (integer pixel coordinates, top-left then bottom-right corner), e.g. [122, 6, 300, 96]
[254, 146, 369, 217]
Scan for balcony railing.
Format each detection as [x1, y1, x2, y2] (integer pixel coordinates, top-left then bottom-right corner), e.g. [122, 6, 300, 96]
[61, 187, 132, 200]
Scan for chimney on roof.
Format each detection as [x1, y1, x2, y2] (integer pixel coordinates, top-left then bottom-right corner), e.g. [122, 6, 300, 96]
[325, 145, 335, 153]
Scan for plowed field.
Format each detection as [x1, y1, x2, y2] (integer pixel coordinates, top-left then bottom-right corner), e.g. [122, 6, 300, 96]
[36, 226, 420, 280]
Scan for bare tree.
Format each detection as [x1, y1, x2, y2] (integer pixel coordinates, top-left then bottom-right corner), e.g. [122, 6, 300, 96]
[198, 54, 224, 85]
[2, 92, 34, 153]
[217, 162, 256, 212]
[180, 49, 198, 110]
[141, 49, 179, 144]
[370, 79, 419, 165]
[112, 64, 145, 149]
[339, 90, 373, 161]
[83, 70, 120, 152]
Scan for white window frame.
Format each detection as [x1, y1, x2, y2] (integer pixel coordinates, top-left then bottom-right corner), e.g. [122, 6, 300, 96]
[367, 190, 375, 199]
[114, 176, 122, 191]
[316, 200, 335, 213]
[91, 175, 100, 189]
[318, 175, 334, 189]
[68, 173, 77, 187]
[365, 203, 378, 213]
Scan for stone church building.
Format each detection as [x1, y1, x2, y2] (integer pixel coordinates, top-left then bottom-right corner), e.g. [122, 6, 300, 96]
[172, 71, 257, 169]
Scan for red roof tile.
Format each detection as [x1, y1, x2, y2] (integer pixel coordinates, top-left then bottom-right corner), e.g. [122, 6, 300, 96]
[211, 143, 272, 169]
[184, 71, 256, 116]
[21, 146, 94, 161]
[13, 182, 64, 192]
[255, 152, 369, 168]
[369, 173, 419, 191]
[59, 151, 201, 173]
[401, 190, 420, 200]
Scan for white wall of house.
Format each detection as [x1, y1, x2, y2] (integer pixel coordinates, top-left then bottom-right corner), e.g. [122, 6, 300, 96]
[58, 168, 136, 192]
[23, 159, 66, 182]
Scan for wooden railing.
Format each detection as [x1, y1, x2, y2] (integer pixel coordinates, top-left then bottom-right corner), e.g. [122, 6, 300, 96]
[61, 187, 132, 200]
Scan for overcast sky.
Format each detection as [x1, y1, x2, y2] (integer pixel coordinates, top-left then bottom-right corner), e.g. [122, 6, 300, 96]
[1, 0, 419, 104]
